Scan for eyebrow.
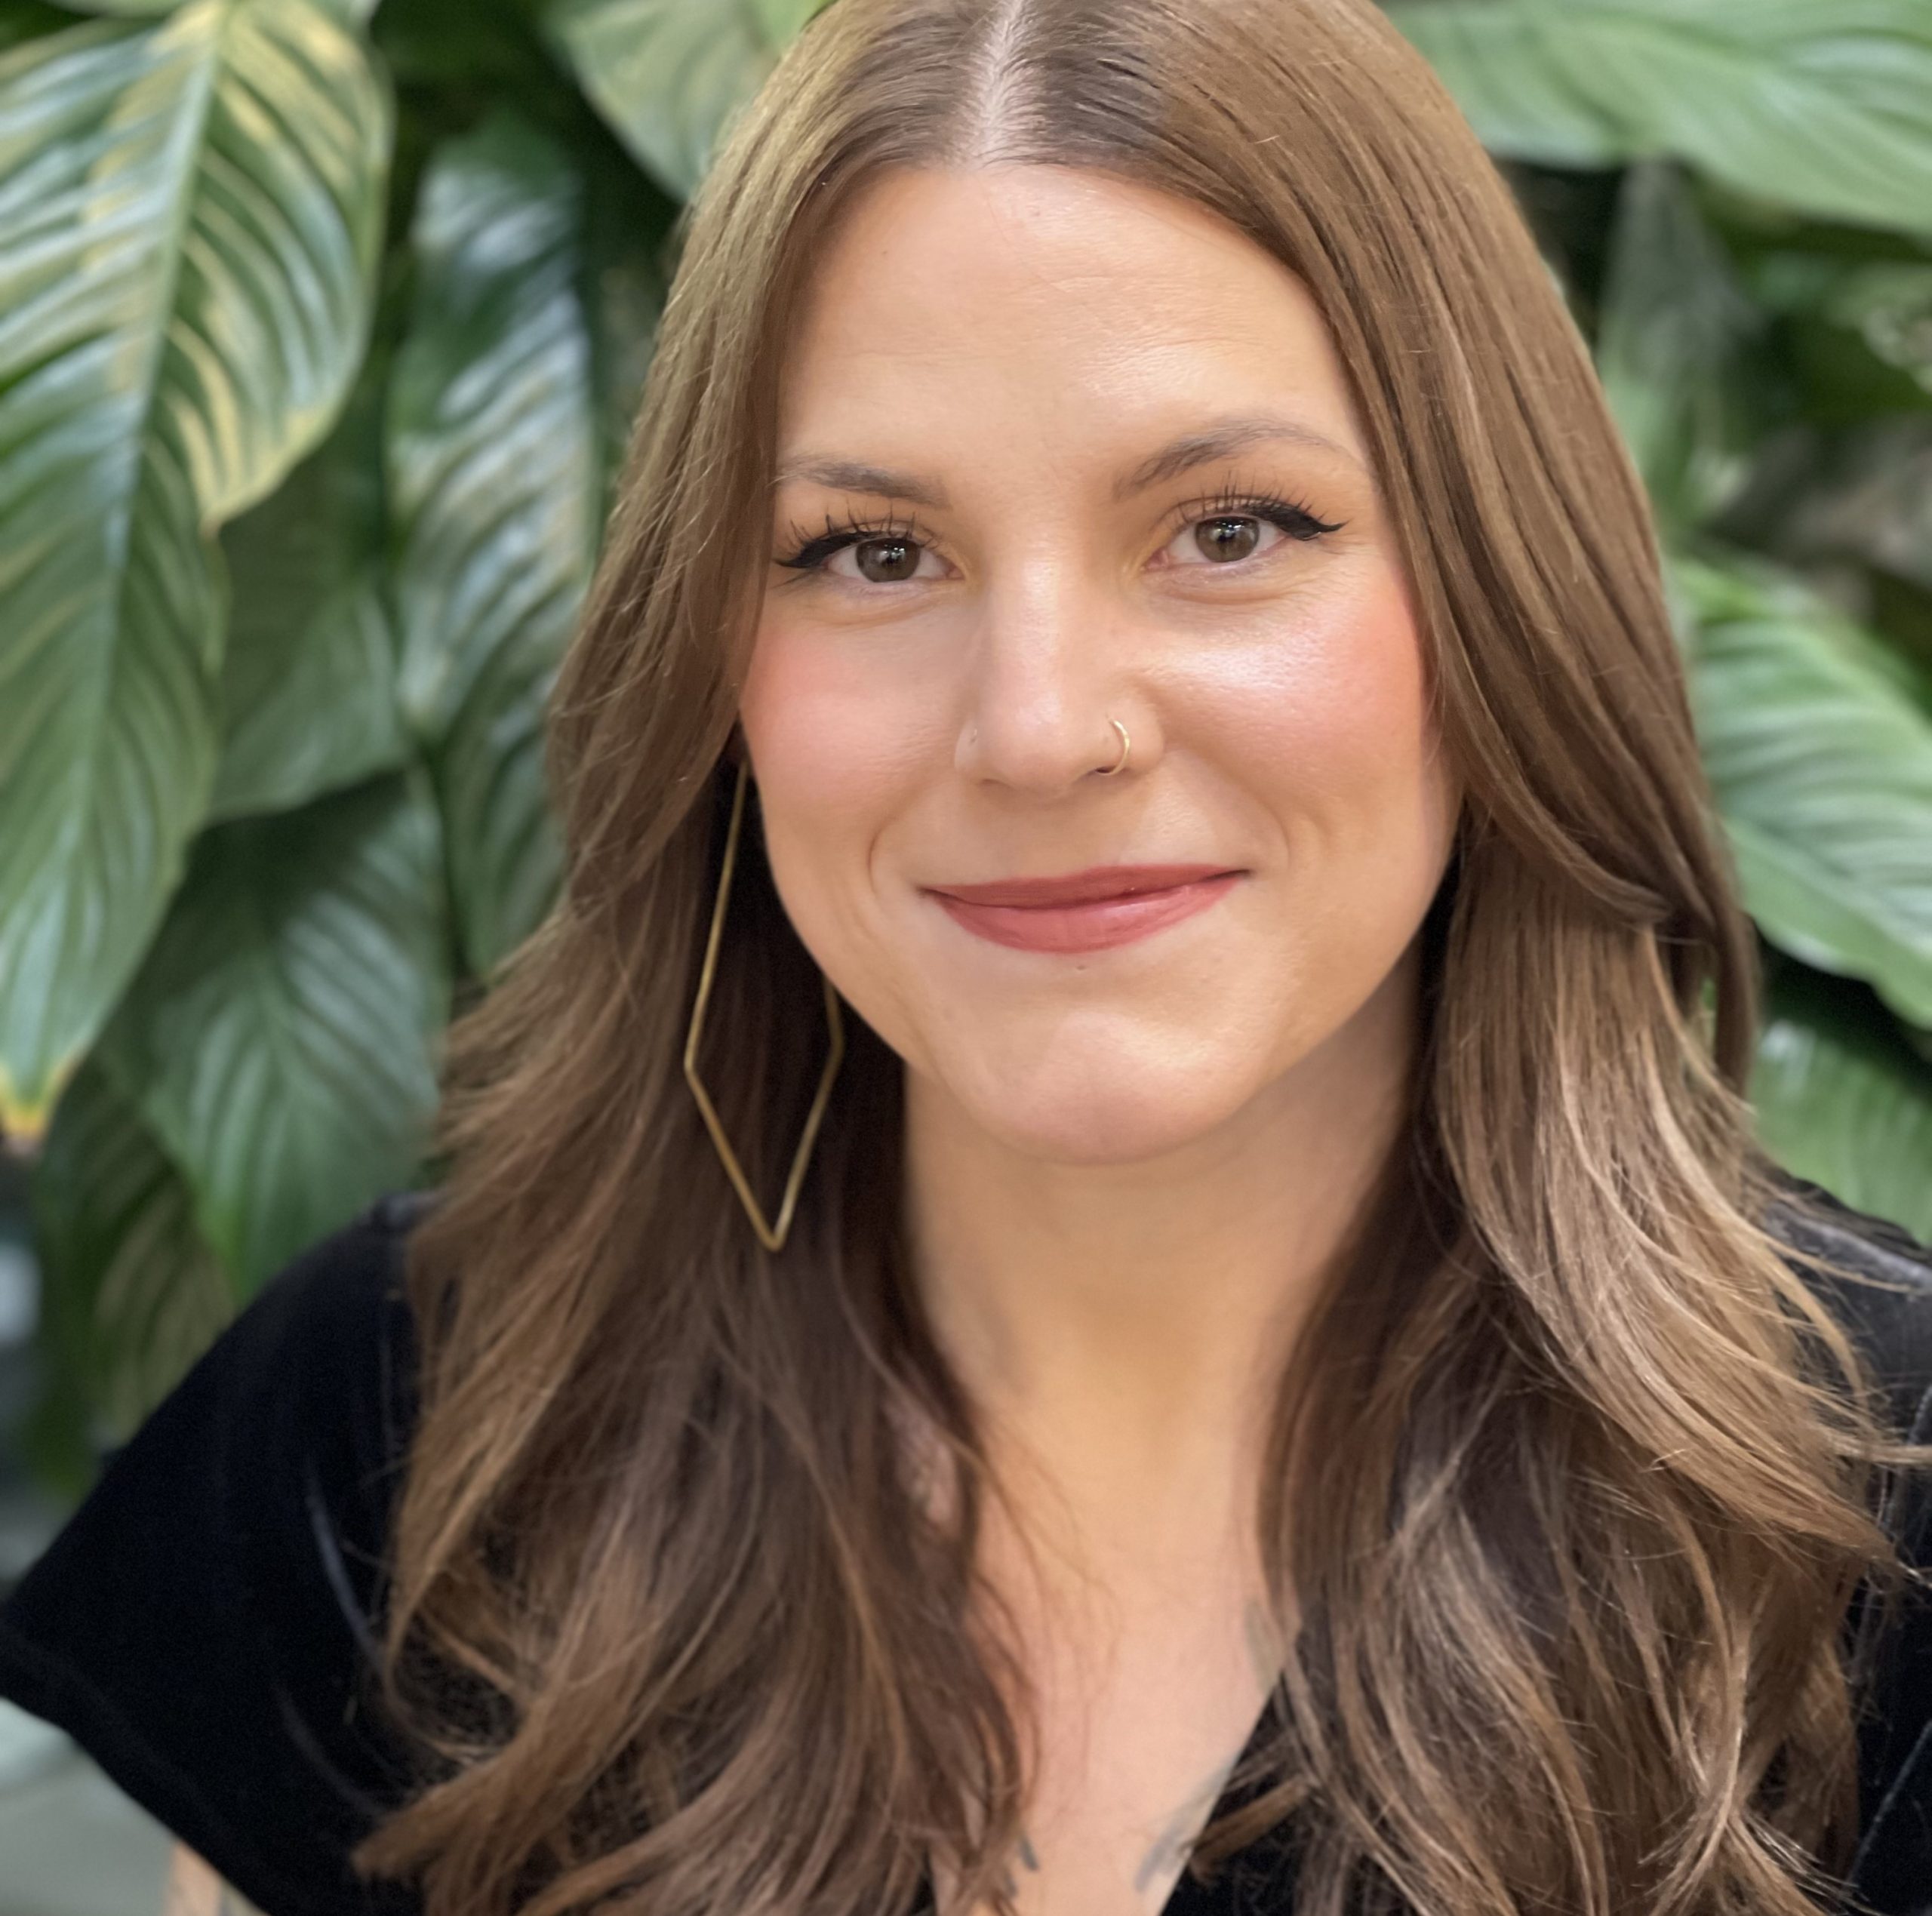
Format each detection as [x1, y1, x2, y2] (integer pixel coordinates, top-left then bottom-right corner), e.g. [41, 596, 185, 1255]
[770, 413, 1359, 509]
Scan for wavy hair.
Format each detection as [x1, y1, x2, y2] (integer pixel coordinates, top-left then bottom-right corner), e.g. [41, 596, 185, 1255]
[352, 2, 1932, 1911]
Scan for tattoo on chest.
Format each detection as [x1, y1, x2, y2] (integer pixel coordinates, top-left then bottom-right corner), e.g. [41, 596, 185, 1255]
[1130, 1742, 1246, 1900]
[1000, 1598, 1287, 1909]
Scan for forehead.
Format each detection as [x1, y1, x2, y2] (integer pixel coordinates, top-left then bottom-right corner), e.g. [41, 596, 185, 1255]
[774, 165, 1367, 472]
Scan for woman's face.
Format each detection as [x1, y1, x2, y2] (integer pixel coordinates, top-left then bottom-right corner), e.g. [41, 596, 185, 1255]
[742, 165, 1461, 1164]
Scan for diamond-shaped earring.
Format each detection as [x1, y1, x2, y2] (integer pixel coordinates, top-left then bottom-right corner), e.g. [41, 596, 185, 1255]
[682, 757, 845, 1253]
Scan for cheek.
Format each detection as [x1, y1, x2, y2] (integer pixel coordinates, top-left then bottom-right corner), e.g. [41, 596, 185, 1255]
[737, 613, 928, 952]
[1201, 561, 1445, 831]
[740, 609, 940, 807]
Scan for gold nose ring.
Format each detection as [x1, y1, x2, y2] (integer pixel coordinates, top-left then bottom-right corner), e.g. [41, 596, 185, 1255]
[1097, 717, 1131, 777]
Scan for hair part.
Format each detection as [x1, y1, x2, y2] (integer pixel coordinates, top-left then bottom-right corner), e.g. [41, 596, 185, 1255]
[350, 3, 1932, 1912]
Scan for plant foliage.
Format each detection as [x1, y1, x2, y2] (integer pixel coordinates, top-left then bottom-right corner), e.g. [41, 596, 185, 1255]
[0, 0, 1927, 1482]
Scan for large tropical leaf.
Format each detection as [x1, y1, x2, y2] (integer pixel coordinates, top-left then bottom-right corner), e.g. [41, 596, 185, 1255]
[42, 2, 198, 16]
[1750, 958, 1932, 1243]
[0, 4, 72, 53]
[213, 363, 405, 821]
[389, 113, 602, 976]
[30, 1058, 231, 1456]
[749, 0, 831, 40]
[546, 0, 782, 200]
[66, 0, 380, 15]
[1678, 552, 1932, 1028]
[577, 148, 672, 488]
[1384, 0, 1932, 238]
[1593, 161, 1780, 531]
[0, 0, 390, 1133]
[97, 771, 449, 1293]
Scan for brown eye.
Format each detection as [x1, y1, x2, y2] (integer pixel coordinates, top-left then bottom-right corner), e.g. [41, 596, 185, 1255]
[1193, 515, 1264, 563]
[853, 537, 922, 583]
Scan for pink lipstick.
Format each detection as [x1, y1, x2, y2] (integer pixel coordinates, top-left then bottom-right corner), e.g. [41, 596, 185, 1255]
[923, 863, 1242, 955]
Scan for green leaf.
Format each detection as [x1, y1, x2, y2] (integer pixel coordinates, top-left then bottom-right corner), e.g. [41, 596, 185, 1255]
[579, 154, 672, 491]
[47, 2, 198, 15]
[214, 372, 406, 820]
[98, 771, 449, 1291]
[389, 114, 601, 975]
[1385, 0, 1932, 237]
[1594, 161, 1779, 530]
[0, 2, 392, 1133]
[32, 1059, 232, 1453]
[0, 4, 74, 54]
[216, 572, 401, 821]
[57, 0, 382, 16]
[1750, 958, 1932, 1244]
[1678, 552, 1932, 1026]
[749, 0, 832, 42]
[546, 0, 774, 200]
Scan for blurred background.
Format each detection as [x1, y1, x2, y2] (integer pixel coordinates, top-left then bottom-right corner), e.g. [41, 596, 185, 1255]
[1, 0, 1930, 1905]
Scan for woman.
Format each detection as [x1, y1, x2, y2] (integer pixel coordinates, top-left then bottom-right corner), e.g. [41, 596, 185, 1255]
[5, 1, 1932, 1912]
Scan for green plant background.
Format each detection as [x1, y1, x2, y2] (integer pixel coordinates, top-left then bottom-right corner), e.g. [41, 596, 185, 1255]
[2, 0, 1930, 1491]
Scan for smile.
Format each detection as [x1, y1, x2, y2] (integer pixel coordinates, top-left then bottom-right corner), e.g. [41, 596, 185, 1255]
[921, 863, 1244, 955]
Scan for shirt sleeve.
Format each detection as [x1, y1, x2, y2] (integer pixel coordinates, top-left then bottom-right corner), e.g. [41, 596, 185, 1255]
[0, 1191, 432, 1916]
[1777, 1182, 1932, 1911]
[1847, 1364, 1932, 1914]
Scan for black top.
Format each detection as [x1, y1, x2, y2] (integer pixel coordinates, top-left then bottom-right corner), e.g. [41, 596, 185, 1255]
[5, 1178, 1932, 1916]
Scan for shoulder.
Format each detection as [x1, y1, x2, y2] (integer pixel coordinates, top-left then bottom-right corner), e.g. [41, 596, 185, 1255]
[213, 1186, 430, 1526]
[1755, 1174, 1932, 1911]
[1758, 1170, 1932, 1441]
[0, 1190, 435, 1916]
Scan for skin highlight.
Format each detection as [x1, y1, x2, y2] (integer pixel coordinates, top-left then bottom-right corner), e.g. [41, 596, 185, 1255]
[740, 162, 1462, 1914]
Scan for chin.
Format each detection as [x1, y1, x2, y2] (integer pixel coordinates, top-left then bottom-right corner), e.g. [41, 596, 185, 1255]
[952, 1056, 1254, 1166]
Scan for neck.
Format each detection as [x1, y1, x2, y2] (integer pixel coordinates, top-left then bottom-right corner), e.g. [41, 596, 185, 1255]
[902, 944, 1423, 1559]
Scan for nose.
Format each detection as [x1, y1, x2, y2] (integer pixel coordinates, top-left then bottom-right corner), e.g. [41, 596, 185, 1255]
[953, 571, 1154, 797]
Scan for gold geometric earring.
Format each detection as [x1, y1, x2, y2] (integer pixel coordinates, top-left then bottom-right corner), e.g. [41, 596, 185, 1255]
[682, 756, 845, 1253]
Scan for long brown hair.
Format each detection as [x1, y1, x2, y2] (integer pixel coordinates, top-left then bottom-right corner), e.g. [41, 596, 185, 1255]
[352, 2, 1932, 1911]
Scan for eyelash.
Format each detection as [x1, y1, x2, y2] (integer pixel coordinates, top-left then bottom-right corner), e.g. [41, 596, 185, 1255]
[773, 484, 1346, 580]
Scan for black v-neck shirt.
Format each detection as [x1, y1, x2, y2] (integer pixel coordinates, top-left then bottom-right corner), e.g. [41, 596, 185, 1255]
[5, 1176, 1932, 1916]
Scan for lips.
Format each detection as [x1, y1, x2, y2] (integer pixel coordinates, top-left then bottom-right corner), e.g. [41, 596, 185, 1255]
[922, 863, 1244, 955]
[925, 863, 1239, 908]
